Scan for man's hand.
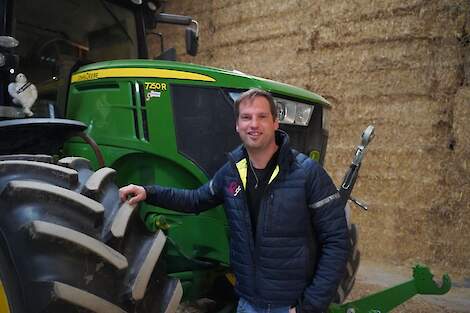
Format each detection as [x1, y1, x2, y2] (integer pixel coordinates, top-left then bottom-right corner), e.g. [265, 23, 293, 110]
[119, 184, 147, 205]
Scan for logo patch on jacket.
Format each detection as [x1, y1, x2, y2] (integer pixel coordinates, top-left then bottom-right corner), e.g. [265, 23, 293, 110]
[227, 181, 242, 197]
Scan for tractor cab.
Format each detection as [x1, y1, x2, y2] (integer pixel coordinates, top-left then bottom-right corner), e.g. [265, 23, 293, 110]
[0, 0, 198, 119]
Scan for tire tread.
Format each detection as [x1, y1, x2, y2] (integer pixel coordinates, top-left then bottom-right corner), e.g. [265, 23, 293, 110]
[52, 281, 128, 313]
[30, 220, 128, 270]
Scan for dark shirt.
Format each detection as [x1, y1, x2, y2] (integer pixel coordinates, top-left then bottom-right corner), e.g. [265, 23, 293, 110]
[246, 149, 279, 239]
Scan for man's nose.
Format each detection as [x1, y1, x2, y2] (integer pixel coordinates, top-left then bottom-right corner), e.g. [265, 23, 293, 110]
[249, 117, 259, 127]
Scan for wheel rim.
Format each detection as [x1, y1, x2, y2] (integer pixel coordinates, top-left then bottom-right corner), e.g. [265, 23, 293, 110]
[0, 280, 11, 313]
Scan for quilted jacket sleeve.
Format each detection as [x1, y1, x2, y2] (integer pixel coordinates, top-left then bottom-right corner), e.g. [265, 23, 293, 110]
[301, 160, 350, 313]
[143, 164, 226, 214]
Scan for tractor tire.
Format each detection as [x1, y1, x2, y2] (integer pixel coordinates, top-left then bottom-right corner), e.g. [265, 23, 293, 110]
[332, 223, 360, 304]
[0, 156, 182, 313]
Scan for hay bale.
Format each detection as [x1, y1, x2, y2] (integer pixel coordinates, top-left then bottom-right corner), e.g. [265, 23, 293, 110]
[153, 0, 470, 282]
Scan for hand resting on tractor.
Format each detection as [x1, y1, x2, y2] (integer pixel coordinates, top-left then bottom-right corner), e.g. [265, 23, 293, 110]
[119, 184, 147, 205]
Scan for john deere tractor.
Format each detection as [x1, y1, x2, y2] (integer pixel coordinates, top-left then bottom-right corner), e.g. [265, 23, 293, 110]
[0, 0, 450, 313]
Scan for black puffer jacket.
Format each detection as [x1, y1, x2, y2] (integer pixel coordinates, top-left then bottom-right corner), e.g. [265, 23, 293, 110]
[144, 131, 350, 313]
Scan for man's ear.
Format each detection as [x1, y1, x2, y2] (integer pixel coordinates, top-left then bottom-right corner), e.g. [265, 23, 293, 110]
[236, 124, 239, 132]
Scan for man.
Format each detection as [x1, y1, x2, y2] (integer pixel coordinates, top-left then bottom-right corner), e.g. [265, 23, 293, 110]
[120, 89, 350, 313]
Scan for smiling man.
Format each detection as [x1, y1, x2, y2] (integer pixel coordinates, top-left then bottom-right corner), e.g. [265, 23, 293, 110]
[120, 88, 350, 313]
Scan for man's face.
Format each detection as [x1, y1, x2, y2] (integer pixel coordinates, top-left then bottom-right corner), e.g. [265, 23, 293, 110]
[236, 96, 279, 152]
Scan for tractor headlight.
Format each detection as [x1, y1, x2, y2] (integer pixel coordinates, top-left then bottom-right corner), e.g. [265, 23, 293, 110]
[274, 97, 313, 126]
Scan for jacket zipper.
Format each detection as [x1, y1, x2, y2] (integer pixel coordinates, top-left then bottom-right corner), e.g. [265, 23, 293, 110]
[229, 151, 283, 305]
[228, 152, 260, 301]
[253, 170, 280, 305]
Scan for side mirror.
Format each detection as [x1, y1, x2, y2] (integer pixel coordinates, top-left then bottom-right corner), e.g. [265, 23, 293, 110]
[185, 27, 198, 56]
[153, 13, 199, 57]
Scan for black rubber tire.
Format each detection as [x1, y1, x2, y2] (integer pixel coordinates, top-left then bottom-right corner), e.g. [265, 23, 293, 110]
[0, 156, 182, 313]
[332, 223, 360, 304]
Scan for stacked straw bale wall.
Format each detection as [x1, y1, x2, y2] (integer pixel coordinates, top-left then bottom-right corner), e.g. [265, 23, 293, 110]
[148, 0, 470, 282]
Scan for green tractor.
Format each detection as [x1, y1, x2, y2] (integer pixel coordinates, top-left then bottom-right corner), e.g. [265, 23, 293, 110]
[0, 0, 450, 312]
[65, 58, 348, 305]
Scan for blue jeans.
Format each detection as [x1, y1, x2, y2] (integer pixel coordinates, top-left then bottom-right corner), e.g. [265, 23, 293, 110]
[237, 298, 291, 313]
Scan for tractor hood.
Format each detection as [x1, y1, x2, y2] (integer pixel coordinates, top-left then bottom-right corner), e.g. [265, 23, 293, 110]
[71, 60, 330, 107]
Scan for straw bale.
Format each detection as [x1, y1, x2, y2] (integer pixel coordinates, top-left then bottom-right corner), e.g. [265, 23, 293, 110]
[205, 34, 309, 79]
[331, 120, 451, 148]
[278, 77, 310, 91]
[351, 208, 397, 256]
[351, 200, 470, 279]
[159, 0, 215, 17]
[151, 0, 470, 282]
[331, 95, 449, 128]
[309, 66, 461, 100]
[327, 146, 447, 178]
[314, 6, 467, 49]
[395, 208, 470, 275]
[351, 211, 413, 265]
[394, 211, 435, 261]
[453, 87, 470, 151]
[327, 154, 444, 190]
[208, 0, 307, 29]
[421, 205, 470, 276]
[312, 0, 424, 24]
[344, 181, 443, 213]
[203, 11, 304, 50]
[210, 0, 252, 13]
[302, 38, 461, 77]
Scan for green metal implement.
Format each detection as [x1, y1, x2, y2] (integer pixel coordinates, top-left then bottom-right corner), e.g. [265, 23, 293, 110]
[328, 265, 451, 313]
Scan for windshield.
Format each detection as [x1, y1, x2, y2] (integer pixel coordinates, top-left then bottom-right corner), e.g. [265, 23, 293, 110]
[13, 0, 138, 112]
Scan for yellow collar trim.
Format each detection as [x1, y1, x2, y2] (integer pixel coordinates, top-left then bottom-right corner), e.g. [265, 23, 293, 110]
[236, 159, 248, 189]
[235, 159, 280, 189]
[269, 165, 280, 185]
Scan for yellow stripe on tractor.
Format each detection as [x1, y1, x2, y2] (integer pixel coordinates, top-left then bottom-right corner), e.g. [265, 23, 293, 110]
[71, 68, 216, 83]
[0, 280, 10, 313]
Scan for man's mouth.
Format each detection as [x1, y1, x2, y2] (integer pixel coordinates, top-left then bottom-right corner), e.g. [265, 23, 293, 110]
[248, 131, 261, 139]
